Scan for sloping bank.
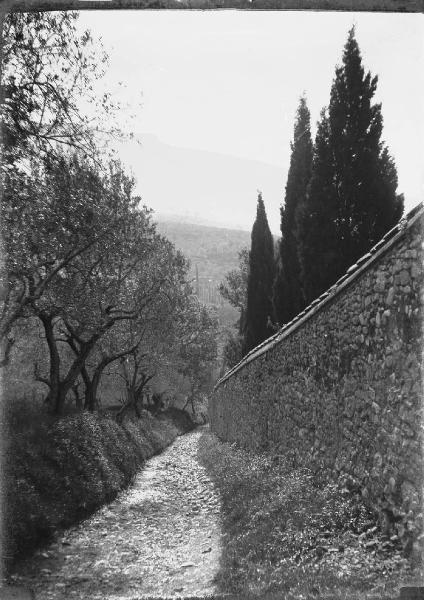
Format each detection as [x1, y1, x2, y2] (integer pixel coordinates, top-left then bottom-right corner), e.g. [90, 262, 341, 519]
[2, 407, 194, 567]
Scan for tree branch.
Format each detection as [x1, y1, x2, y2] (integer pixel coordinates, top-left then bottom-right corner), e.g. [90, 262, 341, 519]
[34, 361, 50, 387]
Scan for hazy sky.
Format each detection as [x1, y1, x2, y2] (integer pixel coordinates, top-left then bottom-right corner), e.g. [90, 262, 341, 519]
[77, 10, 423, 231]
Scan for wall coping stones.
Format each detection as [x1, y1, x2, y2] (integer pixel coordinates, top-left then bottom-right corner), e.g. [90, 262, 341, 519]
[216, 202, 424, 389]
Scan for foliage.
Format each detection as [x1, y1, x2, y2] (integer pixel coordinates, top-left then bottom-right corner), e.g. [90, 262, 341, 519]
[298, 28, 404, 304]
[2, 144, 200, 415]
[1, 153, 120, 353]
[198, 431, 417, 599]
[297, 109, 340, 304]
[222, 331, 244, 371]
[111, 297, 188, 420]
[1, 11, 114, 162]
[1, 10, 219, 415]
[156, 220, 251, 290]
[3, 405, 194, 566]
[0, 10, 126, 365]
[273, 96, 312, 325]
[156, 220, 250, 340]
[218, 247, 249, 371]
[19, 158, 143, 412]
[102, 275, 218, 420]
[178, 300, 219, 415]
[243, 193, 275, 355]
[218, 247, 249, 315]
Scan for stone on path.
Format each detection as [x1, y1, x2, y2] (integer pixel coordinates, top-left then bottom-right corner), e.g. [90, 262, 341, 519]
[8, 428, 222, 600]
[0, 586, 34, 600]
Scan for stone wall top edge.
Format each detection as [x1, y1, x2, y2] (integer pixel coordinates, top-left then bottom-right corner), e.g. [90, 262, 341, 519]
[215, 202, 424, 389]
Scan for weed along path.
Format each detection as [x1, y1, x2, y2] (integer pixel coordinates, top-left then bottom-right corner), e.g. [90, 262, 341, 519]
[10, 428, 222, 599]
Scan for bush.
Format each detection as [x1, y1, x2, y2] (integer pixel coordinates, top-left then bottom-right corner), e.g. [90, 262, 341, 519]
[159, 406, 198, 433]
[3, 404, 194, 567]
[198, 431, 415, 599]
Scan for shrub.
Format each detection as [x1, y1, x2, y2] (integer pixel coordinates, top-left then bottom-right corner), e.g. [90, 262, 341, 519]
[3, 404, 194, 567]
[198, 431, 414, 599]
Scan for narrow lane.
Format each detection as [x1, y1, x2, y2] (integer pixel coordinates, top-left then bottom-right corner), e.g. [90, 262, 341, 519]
[11, 428, 222, 599]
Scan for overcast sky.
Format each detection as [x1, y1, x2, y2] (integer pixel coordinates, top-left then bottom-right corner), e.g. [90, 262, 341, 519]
[77, 10, 423, 232]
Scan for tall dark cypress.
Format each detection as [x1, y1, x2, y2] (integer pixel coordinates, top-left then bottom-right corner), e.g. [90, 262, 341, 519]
[298, 27, 404, 304]
[298, 109, 340, 303]
[273, 96, 313, 325]
[243, 193, 275, 355]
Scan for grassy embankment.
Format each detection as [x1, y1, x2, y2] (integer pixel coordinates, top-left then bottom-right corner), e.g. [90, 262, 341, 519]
[2, 400, 194, 568]
[198, 431, 420, 600]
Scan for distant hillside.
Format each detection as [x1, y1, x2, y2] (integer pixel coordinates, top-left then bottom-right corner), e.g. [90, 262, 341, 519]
[118, 134, 285, 233]
[156, 219, 250, 280]
[155, 219, 251, 328]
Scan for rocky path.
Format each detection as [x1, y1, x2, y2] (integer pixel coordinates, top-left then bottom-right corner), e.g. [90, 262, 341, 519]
[10, 428, 222, 599]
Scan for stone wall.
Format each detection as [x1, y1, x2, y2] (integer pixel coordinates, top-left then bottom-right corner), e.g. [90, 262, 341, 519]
[210, 205, 424, 553]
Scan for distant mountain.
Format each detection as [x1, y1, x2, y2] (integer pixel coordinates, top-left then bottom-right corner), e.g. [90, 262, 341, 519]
[118, 134, 285, 234]
[154, 211, 249, 230]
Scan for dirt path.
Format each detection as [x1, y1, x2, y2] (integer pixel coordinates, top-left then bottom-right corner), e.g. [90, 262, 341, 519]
[10, 428, 222, 599]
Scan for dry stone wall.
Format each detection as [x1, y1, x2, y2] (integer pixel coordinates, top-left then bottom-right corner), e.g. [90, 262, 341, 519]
[210, 206, 424, 554]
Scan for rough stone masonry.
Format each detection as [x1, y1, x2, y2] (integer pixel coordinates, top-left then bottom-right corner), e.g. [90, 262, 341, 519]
[210, 204, 424, 556]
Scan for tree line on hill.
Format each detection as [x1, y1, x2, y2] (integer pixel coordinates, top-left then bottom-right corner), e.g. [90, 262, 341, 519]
[220, 28, 404, 368]
[0, 11, 218, 418]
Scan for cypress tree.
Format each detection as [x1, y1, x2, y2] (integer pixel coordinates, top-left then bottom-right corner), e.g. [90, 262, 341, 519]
[297, 109, 340, 303]
[243, 193, 275, 355]
[272, 257, 285, 326]
[273, 96, 313, 325]
[298, 27, 403, 304]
